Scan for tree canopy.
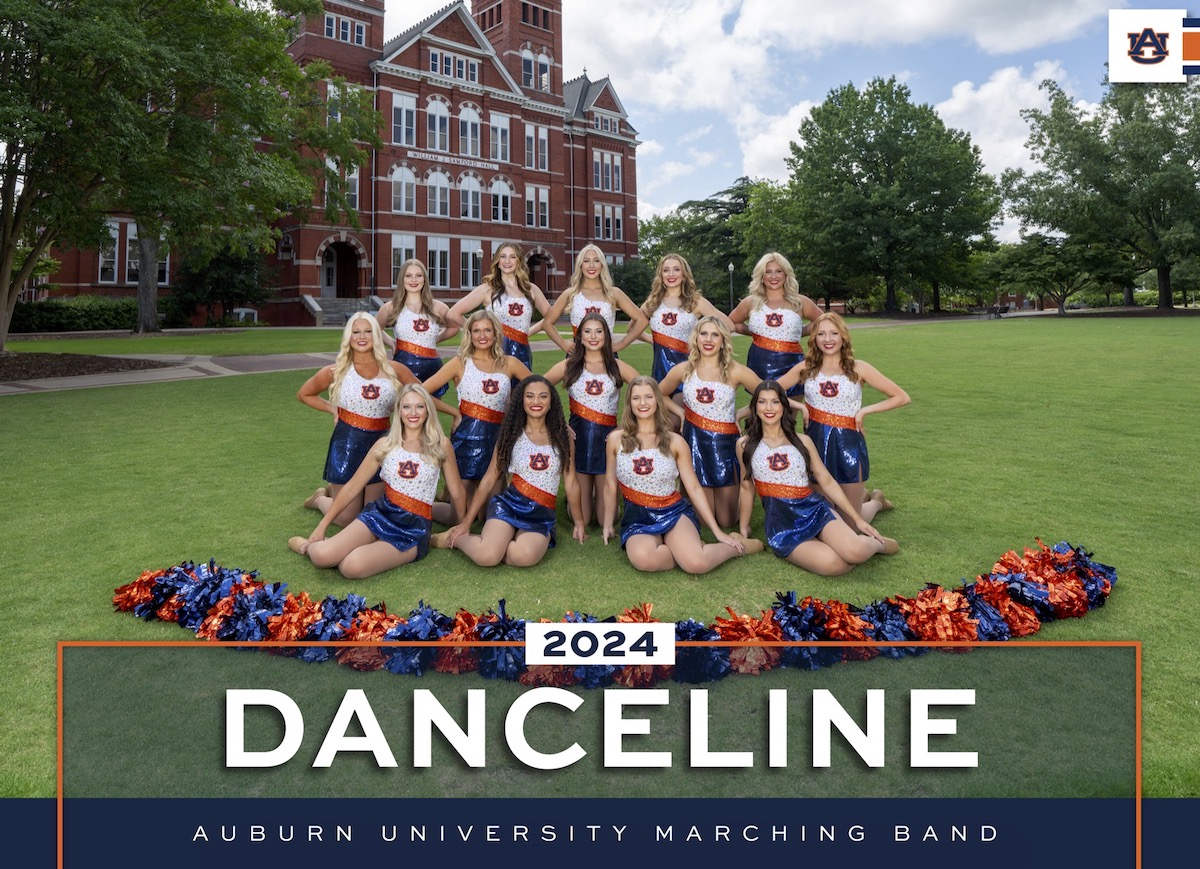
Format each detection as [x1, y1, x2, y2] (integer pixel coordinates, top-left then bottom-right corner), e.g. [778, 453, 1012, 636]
[0, 0, 377, 348]
[785, 77, 999, 312]
[1003, 78, 1200, 309]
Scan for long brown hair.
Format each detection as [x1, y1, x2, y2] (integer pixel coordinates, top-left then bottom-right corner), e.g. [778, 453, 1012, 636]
[484, 241, 533, 304]
[618, 376, 675, 456]
[494, 375, 572, 472]
[740, 380, 808, 479]
[563, 313, 622, 388]
[381, 258, 441, 327]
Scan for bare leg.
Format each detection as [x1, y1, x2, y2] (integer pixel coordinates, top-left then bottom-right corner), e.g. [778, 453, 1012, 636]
[711, 484, 739, 529]
[665, 520, 748, 574]
[819, 516, 898, 563]
[451, 518, 518, 567]
[336, 539, 418, 579]
[298, 520, 378, 569]
[625, 534, 677, 572]
[502, 529, 551, 567]
[432, 479, 476, 526]
[306, 482, 379, 527]
[577, 473, 596, 527]
[785, 538, 857, 575]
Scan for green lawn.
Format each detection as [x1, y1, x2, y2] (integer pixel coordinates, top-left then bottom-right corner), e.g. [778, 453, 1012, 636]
[1, 316, 1194, 797]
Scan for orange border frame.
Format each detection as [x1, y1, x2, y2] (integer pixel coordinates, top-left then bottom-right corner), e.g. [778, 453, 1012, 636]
[57, 639, 1142, 868]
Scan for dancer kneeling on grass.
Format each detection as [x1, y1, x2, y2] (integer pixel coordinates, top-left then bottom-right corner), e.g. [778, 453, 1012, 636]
[778, 311, 909, 524]
[299, 312, 459, 527]
[544, 313, 640, 527]
[433, 375, 586, 566]
[289, 384, 466, 579]
[737, 380, 897, 576]
[602, 377, 758, 573]
[421, 309, 532, 525]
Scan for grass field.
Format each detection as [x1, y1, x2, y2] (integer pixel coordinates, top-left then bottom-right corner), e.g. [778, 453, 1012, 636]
[1, 315, 1195, 797]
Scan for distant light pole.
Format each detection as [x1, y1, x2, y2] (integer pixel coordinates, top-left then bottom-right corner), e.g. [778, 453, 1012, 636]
[475, 248, 484, 287]
[727, 262, 735, 312]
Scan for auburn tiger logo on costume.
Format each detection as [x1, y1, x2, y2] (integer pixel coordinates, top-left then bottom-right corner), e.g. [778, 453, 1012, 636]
[765, 312, 784, 328]
[361, 384, 381, 400]
[661, 312, 677, 326]
[508, 302, 524, 317]
[768, 452, 790, 472]
[819, 380, 839, 398]
[585, 379, 604, 396]
[632, 457, 654, 476]
[529, 453, 550, 471]
[413, 318, 430, 332]
[585, 305, 601, 315]
[396, 460, 420, 479]
[482, 379, 500, 395]
[696, 386, 715, 404]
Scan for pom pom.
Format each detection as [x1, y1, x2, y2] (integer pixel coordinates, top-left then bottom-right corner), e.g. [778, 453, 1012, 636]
[614, 602, 671, 686]
[673, 619, 729, 684]
[771, 591, 839, 671]
[822, 599, 877, 662]
[383, 601, 452, 676]
[858, 599, 923, 658]
[434, 609, 484, 674]
[335, 606, 405, 671]
[217, 582, 289, 642]
[476, 600, 526, 681]
[713, 608, 782, 675]
[113, 568, 168, 613]
[893, 585, 978, 644]
[969, 576, 1042, 638]
[266, 591, 324, 644]
[297, 593, 368, 663]
[961, 580, 1012, 642]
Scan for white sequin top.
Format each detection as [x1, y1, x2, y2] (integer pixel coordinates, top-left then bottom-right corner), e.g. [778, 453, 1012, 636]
[567, 369, 619, 422]
[490, 291, 532, 340]
[615, 446, 681, 498]
[570, 292, 616, 333]
[648, 303, 697, 350]
[748, 304, 804, 347]
[803, 372, 862, 418]
[379, 446, 440, 508]
[457, 358, 510, 416]
[509, 432, 562, 500]
[336, 367, 398, 426]
[681, 373, 737, 426]
[393, 305, 443, 352]
[751, 441, 812, 497]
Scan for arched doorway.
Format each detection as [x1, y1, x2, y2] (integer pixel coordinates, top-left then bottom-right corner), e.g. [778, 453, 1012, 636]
[526, 248, 557, 298]
[320, 241, 360, 299]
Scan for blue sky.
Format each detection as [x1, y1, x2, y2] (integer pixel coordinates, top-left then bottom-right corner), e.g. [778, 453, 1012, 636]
[385, 1, 1164, 239]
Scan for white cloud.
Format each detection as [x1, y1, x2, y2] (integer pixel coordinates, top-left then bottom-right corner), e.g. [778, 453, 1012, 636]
[678, 125, 714, 144]
[734, 101, 816, 182]
[637, 139, 665, 157]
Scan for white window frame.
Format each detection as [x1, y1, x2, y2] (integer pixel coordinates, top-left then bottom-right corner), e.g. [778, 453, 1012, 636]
[391, 234, 416, 286]
[459, 107, 481, 158]
[491, 180, 511, 223]
[427, 237, 450, 288]
[427, 171, 451, 217]
[460, 238, 482, 289]
[392, 95, 416, 146]
[98, 221, 118, 284]
[427, 102, 449, 152]
[392, 167, 416, 214]
[460, 176, 482, 220]
[489, 113, 509, 162]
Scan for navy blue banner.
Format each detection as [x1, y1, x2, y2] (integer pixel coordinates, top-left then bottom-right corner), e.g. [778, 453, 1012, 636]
[6, 796, 1195, 867]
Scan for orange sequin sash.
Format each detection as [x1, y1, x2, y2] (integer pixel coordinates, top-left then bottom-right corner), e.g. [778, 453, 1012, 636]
[806, 405, 858, 431]
[385, 486, 433, 520]
[569, 398, 617, 427]
[619, 484, 682, 509]
[512, 474, 557, 510]
[338, 408, 389, 431]
[685, 408, 739, 435]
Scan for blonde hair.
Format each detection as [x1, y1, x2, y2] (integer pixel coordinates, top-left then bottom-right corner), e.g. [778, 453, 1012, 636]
[373, 383, 446, 465]
[683, 315, 734, 383]
[329, 313, 401, 414]
[799, 311, 859, 384]
[561, 243, 617, 313]
[642, 253, 701, 315]
[382, 258, 441, 328]
[619, 376, 675, 456]
[456, 309, 506, 365]
[747, 252, 802, 312]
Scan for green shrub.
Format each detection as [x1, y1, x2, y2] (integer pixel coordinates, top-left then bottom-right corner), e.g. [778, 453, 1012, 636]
[11, 295, 139, 332]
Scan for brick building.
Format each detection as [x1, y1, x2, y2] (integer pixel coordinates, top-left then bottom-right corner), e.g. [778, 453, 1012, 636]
[36, 0, 641, 325]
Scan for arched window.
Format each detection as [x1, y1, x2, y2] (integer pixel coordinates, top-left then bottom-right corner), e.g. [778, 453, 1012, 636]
[426, 101, 449, 151]
[537, 53, 550, 92]
[427, 170, 450, 217]
[490, 179, 511, 223]
[521, 49, 534, 88]
[391, 166, 416, 213]
[459, 106, 481, 157]
[460, 175, 482, 220]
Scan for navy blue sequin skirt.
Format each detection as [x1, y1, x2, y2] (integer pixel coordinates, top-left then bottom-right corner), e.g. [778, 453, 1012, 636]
[324, 420, 384, 485]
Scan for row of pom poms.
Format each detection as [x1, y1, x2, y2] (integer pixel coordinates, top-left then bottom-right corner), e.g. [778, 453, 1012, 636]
[112, 539, 1115, 686]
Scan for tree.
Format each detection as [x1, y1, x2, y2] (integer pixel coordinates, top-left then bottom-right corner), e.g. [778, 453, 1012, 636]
[165, 245, 277, 327]
[0, 0, 376, 349]
[1003, 78, 1200, 310]
[994, 233, 1134, 314]
[786, 77, 999, 312]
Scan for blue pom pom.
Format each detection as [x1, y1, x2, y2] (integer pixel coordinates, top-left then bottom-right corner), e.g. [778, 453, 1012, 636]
[961, 581, 1012, 642]
[859, 599, 923, 658]
[771, 591, 840, 670]
[476, 599, 526, 680]
[673, 619, 729, 684]
[218, 582, 289, 642]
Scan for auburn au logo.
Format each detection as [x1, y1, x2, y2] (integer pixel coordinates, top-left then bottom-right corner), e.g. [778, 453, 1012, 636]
[529, 453, 550, 471]
[585, 379, 604, 396]
[768, 452, 790, 472]
[661, 312, 677, 326]
[765, 312, 784, 328]
[696, 386, 715, 404]
[508, 302, 524, 317]
[1128, 28, 1169, 64]
[361, 384, 381, 400]
[396, 460, 420, 479]
[413, 318, 430, 332]
[585, 305, 601, 315]
[819, 381, 839, 398]
[632, 456, 654, 476]
[482, 378, 500, 395]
